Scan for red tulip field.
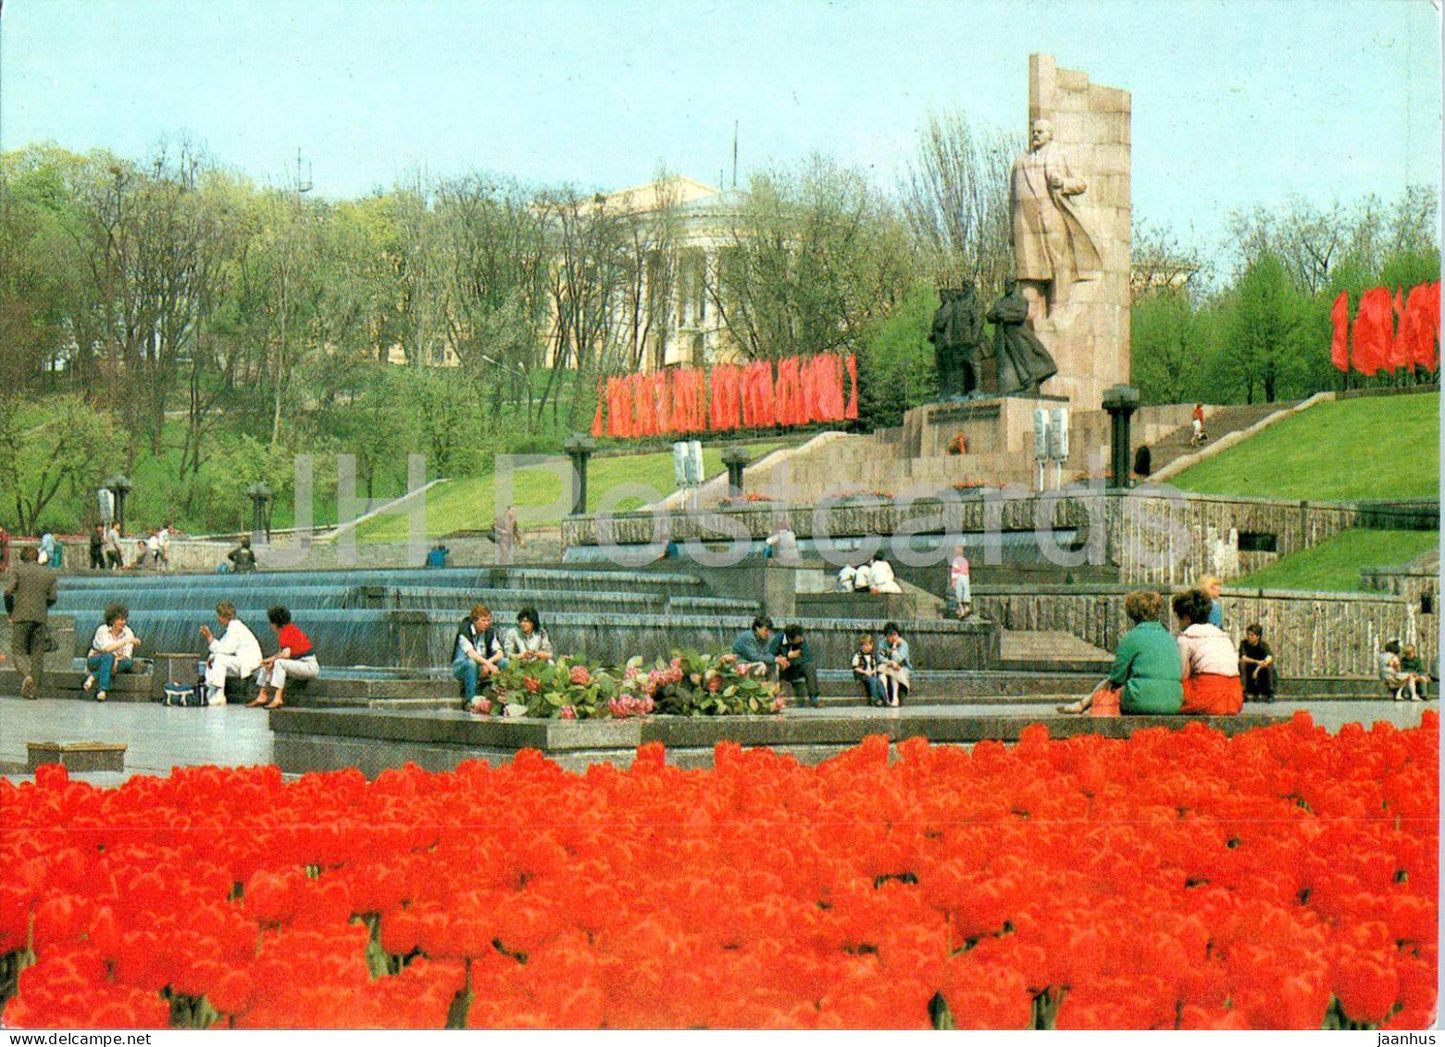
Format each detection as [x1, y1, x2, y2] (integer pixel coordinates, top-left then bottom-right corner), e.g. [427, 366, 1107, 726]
[0, 711, 1436, 1029]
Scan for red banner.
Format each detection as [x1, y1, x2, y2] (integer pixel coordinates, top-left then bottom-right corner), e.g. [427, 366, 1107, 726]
[1351, 287, 1394, 377]
[595, 352, 861, 438]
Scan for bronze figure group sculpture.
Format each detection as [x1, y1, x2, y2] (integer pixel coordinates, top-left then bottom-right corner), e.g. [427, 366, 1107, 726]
[928, 115, 1100, 402]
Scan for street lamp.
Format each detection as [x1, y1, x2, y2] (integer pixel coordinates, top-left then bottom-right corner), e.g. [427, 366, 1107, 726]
[105, 474, 133, 533]
[246, 483, 273, 541]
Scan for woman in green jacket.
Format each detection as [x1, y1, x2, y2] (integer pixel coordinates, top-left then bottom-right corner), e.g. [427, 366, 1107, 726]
[1059, 590, 1183, 716]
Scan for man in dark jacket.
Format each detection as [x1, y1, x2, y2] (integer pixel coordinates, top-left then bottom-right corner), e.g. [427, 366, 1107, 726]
[779, 624, 820, 708]
[4, 546, 58, 700]
[731, 614, 785, 676]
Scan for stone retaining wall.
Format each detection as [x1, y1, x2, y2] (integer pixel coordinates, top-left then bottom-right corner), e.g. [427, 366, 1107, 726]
[271, 706, 1279, 775]
[392, 610, 998, 672]
[563, 490, 1367, 586]
[974, 584, 1431, 678]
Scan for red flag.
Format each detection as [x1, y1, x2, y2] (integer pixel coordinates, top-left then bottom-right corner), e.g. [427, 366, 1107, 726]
[1330, 291, 1349, 372]
[687, 367, 707, 430]
[774, 356, 801, 427]
[669, 369, 688, 434]
[590, 379, 605, 437]
[740, 360, 772, 428]
[710, 364, 741, 432]
[1425, 283, 1442, 371]
[632, 373, 654, 437]
[610, 376, 633, 438]
[845, 354, 859, 418]
[1352, 287, 1393, 376]
[1404, 282, 1439, 371]
[1388, 287, 1410, 370]
[799, 355, 819, 424]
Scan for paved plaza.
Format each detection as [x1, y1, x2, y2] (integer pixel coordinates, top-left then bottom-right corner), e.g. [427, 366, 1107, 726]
[0, 696, 1432, 787]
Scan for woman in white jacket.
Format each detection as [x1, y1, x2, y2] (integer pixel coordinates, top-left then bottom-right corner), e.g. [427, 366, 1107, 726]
[199, 600, 262, 706]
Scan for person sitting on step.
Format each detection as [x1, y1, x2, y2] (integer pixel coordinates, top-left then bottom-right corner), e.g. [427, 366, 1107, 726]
[84, 602, 142, 703]
[1058, 590, 1182, 717]
[1238, 623, 1276, 703]
[504, 606, 555, 663]
[852, 632, 886, 706]
[249, 605, 319, 710]
[1173, 588, 1243, 715]
[1399, 644, 1429, 700]
[868, 554, 903, 595]
[878, 622, 912, 706]
[1379, 640, 1424, 702]
[454, 603, 505, 705]
[731, 614, 785, 679]
[199, 601, 263, 706]
[779, 624, 820, 708]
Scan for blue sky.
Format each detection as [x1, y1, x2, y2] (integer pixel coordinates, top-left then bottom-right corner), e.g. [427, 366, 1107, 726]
[1, 0, 1440, 256]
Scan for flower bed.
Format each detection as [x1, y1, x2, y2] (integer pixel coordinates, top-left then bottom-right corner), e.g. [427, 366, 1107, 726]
[0, 712, 1436, 1029]
[471, 650, 782, 719]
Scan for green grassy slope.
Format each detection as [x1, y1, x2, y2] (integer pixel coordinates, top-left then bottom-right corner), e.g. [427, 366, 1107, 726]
[1234, 529, 1439, 592]
[354, 442, 784, 542]
[1170, 393, 1439, 501]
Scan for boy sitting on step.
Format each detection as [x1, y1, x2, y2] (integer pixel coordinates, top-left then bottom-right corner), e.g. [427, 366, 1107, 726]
[852, 633, 886, 706]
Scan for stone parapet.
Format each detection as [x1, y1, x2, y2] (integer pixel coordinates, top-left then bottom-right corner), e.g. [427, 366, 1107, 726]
[271, 706, 1282, 776]
[974, 583, 1431, 679]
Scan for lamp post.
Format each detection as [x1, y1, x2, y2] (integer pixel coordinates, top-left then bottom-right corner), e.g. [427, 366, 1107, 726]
[105, 474, 133, 533]
[246, 482, 273, 541]
[563, 434, 596, 517]
[1101, 384, 1140, 490]
[721, 446, 752, 499]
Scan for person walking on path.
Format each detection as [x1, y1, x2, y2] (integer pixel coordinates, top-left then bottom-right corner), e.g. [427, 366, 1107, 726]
[104, 523, 124, 570]
[949, 545, 972, 619]
[89, 524, 106, 570]
[4, 546, 58, 700]
[494, 505, 524, 566]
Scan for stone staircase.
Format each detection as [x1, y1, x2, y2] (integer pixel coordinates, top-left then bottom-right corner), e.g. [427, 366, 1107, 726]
[998, 629, 1114, 673]
[1145, 401, 1297, 475]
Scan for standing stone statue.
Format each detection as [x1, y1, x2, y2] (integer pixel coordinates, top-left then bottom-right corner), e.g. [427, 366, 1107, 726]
[928, 279, 985, 399]
[987, 278, 1058, 396]
[1009, 118, 1101, 321]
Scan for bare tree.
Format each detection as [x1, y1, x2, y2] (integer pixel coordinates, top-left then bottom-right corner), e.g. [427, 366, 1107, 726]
[435, 173, 549, 421]
[706, 156, 916, 362]
[899, 109, 1020, 297]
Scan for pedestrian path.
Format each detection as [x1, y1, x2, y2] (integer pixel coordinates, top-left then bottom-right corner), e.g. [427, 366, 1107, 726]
[0, 695, 1429, 786]
[0, 697, 273, 786]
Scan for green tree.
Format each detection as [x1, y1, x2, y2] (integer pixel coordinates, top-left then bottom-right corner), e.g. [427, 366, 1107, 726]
[0, 396, 118, 533]
[1223, 251, 1309, 403]
[855, 280, 938, 428]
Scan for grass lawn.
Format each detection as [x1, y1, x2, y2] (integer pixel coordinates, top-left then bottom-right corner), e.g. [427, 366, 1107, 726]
[1234, 529, 1439, 592]
[1171, 393, 1439, 501]
[354, 442, 785, 542]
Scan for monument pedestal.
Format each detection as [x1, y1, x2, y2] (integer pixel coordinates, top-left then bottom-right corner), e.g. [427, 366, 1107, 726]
[905, 395, 1069, 460]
